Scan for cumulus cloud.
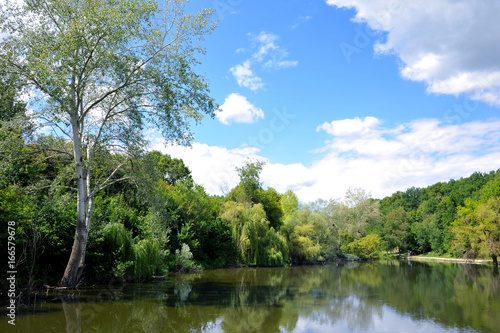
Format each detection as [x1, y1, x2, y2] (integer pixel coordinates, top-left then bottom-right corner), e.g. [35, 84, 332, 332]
[327, 0, 500, 105]
[216, 93, 264, 125]
[229, 60, 264, 91]
[230, 31, 298, 90]
[150, 141, 263, 196]
[150, 116, 500, 203]
[317, 116, 380, 137]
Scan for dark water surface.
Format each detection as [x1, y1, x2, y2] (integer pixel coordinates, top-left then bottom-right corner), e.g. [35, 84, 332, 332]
[3, 260, 499, 332]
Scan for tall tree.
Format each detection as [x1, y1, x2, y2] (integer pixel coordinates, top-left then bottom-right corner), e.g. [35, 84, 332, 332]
[0, 0, 217, 287]
[382, 206, 410, 252]
[230, 159, 265, 202]
[343, 188, 380, 238]
[452, 197, 500, 265]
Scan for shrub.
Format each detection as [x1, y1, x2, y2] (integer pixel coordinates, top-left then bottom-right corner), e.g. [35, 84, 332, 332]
[133, 239, 160, 279]
[341, 234, 381, 259]
[175, 243, 202, 272]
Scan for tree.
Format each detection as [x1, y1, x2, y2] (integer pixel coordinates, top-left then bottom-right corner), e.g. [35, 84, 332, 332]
[382, 207, 410, 252]
[0, 76, 26, 122]
[220, 201, 288, 266]
[280, 190, 299, 219]
[230, 159, 265, 202]
[343, 188, 380, 238]
[0, 0, 217, 287]
[255, 187, 283, 230]
[452, 198, 500, 265]
[145, 151, 193, 186]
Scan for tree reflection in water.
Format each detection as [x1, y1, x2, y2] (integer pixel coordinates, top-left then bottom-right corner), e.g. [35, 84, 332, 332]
[5, 261, 499, 333]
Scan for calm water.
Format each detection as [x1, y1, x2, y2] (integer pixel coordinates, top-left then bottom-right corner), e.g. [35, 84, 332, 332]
[3, 260, 499, 332]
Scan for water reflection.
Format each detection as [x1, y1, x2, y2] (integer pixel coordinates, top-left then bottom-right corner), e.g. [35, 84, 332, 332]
[4, 261, 499, 332]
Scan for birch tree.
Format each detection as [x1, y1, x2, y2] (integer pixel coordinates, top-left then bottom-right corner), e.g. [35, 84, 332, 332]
[0, 0, 217, 287]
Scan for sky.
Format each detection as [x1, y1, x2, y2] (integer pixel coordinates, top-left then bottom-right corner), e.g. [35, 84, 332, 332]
[2, 1, 498, 203]
[148, 0, 500, 203]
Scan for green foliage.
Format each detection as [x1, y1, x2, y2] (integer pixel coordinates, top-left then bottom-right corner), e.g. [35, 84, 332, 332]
[382, 206, 410, 252]
[194, 218, 236, 267]
[93, 194, 143, 237]
[343, 188, 381, 237]
[280, 208, 324, 262]
[144, 151, 193, 186]
[230, 159, 265, 202]
[341, 234, 382, 259]
[479, 173, 500, 202]
[0, 76, 26, 121]
[292, 224, 321, 260]
[175, 243, 201, 272]
[259, 228, 289, 266]
[451, 197, 500, 263]
[255, 187, 284, 230]
[134, 239, 161, 279]
[409, 218, 432, 253]
[102, 223, 134, 268]
[281, 190, 299, 218]
[220, 201, 288, 266]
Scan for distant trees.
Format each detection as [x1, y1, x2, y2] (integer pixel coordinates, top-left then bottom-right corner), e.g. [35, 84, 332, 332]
[378, 170, 500, 260]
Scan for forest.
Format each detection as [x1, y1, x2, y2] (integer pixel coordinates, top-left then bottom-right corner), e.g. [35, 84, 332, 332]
[1, 74, 500, 300]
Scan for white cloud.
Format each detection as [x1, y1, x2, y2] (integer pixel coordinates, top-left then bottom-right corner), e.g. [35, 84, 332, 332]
[150, 141, 263, 196]
[264, 59, 299, 70]
[216, 93, 264, 125]
[327, 0, 500, 106]
[291, 15, 313, 29]
[317, 116, 380, 137]
[231, 31, 297, 90]
[229, 60, 264, 91]
[251, 31, 279, 62]
[151, 116, 500, 203]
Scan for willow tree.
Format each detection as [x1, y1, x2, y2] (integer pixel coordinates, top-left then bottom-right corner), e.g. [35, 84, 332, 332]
[0, 0, 217, 287]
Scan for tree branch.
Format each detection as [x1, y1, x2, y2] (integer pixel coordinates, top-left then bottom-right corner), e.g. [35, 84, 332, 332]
[90, 159, 130, 197]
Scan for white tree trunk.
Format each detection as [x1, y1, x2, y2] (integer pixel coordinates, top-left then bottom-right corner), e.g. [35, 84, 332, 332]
[60, 115, 90, 287]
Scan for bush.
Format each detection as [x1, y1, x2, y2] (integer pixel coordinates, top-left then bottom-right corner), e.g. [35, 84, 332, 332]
[175, 243, 202, 272]
[341, 234, 381, 259]
[133, 239, 160, 279]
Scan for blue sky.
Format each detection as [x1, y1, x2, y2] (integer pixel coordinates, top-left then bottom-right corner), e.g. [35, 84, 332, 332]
[152, 0, 500, 202]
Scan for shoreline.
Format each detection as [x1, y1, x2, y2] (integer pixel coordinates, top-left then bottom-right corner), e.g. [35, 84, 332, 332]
[407, 255, 493, 265]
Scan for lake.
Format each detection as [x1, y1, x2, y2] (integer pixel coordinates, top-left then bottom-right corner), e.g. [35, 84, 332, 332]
[3, 260, 499, 332]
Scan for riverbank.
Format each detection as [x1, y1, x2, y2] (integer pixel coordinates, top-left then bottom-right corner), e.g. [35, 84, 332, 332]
[408, 255, 493, 265]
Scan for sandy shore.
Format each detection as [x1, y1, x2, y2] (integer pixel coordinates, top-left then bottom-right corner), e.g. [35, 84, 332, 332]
[408, 256, 493, 265]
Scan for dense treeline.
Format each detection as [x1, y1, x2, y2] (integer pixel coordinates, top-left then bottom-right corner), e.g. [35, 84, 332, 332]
[1, 77, 499, 300]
